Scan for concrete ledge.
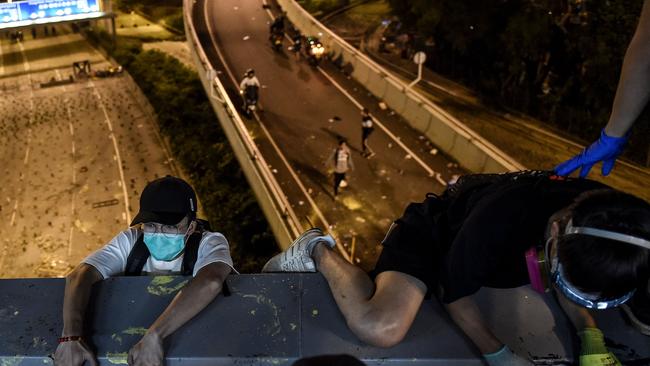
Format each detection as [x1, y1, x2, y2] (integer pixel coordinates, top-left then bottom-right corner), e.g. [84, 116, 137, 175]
[276, 0, 525, 174]
[1, 274, 648, 365]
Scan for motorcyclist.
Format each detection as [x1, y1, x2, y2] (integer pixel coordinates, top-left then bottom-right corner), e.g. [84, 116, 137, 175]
[239, 68, 260, 92]
[239, 69, 260, 114]
[291, 33, 303, 59]
[269, 14, 286, 37]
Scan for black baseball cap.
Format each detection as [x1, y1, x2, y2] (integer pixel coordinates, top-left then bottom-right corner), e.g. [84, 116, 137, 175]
[130, 176, 197, 226]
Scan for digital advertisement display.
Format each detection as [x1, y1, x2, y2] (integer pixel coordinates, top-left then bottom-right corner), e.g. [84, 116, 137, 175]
[0, 0, 104, 29]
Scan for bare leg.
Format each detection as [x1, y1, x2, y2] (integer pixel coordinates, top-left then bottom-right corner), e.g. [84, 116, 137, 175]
[313, 245, 427, 347]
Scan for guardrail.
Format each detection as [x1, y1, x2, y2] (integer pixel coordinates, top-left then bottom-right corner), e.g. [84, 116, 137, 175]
[276, 0, 525, 173]
[183, 0, 301, 248]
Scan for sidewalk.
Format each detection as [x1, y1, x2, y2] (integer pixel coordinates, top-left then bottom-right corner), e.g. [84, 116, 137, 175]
[323, 11, 650, 202]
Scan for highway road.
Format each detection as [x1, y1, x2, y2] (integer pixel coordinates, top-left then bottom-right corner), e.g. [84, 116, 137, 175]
[194, 0, 465, 268]
[0, 32, 177, 278]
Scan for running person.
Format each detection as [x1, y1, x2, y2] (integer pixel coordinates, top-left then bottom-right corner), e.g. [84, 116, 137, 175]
[361, 108, 375, 158]
[330, 139, 354, 197]
[263, 171, 650, 365]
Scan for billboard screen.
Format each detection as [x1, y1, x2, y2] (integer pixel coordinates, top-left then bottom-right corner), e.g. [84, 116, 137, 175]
[0, 0, 104, 29]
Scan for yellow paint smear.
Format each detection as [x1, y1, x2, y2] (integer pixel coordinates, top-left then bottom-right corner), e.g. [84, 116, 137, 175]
[106, 352, 128, 365]
[147, 276, 188, 296]
[122, 327, 147, 336]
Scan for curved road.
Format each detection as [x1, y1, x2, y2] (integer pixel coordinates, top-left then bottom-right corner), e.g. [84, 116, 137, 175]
[194, 0, 464, 268]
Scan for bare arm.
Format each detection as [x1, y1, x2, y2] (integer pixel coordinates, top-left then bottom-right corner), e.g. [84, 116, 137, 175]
[128, 262, 232, 366]
[63, 264, 104, 335]
[54, 264, 104, 366]
[605, 0, 650, 137]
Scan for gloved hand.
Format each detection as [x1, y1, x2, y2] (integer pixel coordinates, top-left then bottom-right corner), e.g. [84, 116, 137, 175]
[555, 129, 628, 178]
[578, 328, 621, 366]
[483, 345, 534, 366]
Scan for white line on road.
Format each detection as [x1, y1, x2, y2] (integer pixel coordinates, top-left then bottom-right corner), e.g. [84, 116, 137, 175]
[64, 95, 76, 257]
[91, 82, 132, 225]
[10, 200, 18, 227]
[23, 129, 32, 164]
[17, 40, 32, 85]
[315, 67, 438, 179]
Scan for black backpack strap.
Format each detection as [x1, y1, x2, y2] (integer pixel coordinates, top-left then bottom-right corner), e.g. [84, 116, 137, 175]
[125, 233, 150, 276]
[181, 231, 202, 276]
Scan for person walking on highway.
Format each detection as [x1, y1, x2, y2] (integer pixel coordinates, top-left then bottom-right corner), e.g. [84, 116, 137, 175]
[360, 108, 375, 158]
[330, 139, 354, 197]
[54, 176, 235, 366]
[264, 171, 650, 366]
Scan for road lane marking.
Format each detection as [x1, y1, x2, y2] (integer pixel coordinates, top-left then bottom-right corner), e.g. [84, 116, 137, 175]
[90, 82, 131, 225]
[10, 200, 18, 227]
[23, 129, 31, 164]
[17, 40, 32, 85]
[64, 95, 76, 257]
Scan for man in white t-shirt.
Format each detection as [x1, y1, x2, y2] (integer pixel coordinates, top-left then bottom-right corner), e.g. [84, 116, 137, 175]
[54, 176, 235, 366]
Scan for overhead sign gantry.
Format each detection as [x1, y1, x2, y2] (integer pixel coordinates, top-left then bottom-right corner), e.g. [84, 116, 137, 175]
[0, 0, 106, 29]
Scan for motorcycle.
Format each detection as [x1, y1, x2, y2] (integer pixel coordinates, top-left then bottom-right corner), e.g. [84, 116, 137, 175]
[306, 37, 325, 66]
[241, 85, 259, 118]
[270, 31, 284, 52]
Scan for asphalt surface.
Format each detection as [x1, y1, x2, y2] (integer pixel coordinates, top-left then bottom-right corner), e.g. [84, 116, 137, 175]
[0, 32, 176, 278]
[194, 0, 465, 269]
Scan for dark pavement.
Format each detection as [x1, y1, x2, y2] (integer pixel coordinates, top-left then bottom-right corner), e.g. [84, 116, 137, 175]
[193, 0, 465, 268]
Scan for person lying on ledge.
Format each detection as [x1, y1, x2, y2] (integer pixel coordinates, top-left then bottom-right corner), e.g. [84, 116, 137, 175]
[263, 171, 650, 366]
[54, 176, 235, 366]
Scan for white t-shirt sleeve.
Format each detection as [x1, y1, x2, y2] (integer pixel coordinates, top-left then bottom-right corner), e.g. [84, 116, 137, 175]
[193, 232, 236, 276]
[82, 228, 138, 279]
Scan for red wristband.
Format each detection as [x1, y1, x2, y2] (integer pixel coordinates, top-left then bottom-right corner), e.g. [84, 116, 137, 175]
[58, 336, 83, 343]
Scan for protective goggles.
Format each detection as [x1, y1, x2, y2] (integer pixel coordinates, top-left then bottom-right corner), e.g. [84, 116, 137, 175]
[529, 220, 650, 309]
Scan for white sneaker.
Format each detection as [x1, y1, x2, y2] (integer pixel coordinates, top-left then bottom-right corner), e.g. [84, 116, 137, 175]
[262, 228, 336, 272]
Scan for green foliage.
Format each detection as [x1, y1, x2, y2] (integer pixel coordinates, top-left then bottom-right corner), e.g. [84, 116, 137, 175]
[298, 0, 350, 15]
[99, 38, 277, 272]
[164, 12, 185, 34]
[388, 0, 649, 165]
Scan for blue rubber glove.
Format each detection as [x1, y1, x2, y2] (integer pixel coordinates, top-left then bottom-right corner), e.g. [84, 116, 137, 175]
[555, 129, 628, 178]
[483, 345, 533, 366]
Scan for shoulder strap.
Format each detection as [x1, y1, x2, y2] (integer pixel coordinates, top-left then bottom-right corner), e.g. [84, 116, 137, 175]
[181, 231, 202, 276]
[125, 233, 150, 276]
[181, 219, 211, 275]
